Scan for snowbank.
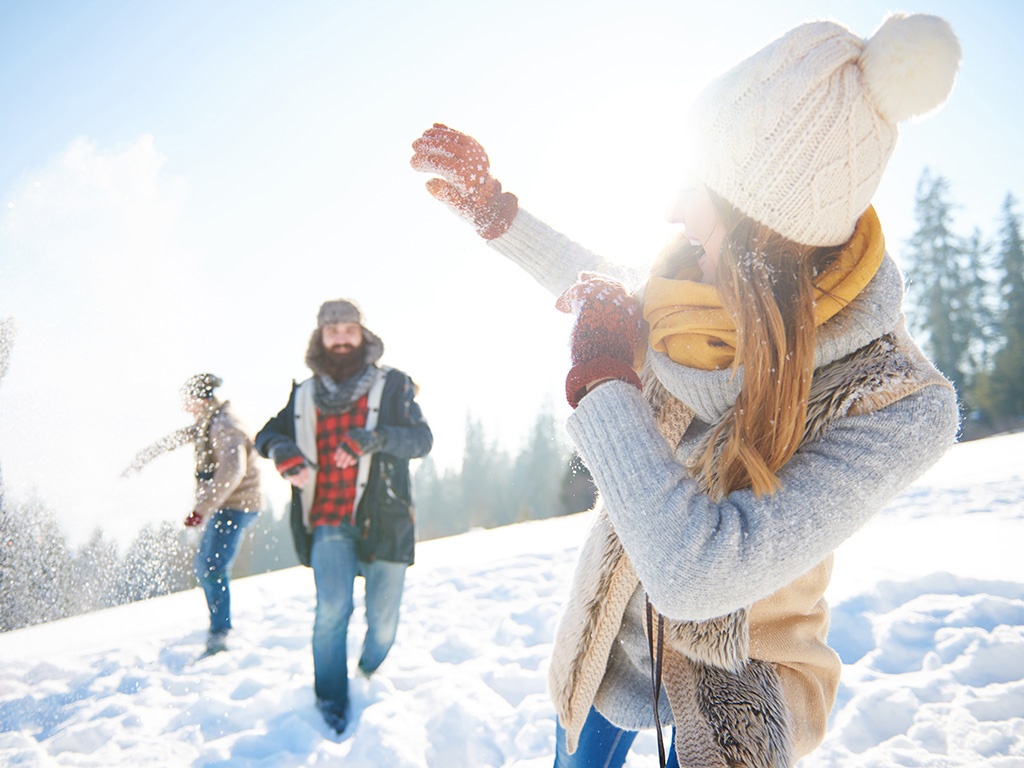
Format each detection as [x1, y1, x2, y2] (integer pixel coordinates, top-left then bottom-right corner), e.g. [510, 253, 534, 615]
[1, 433, 1022, 767]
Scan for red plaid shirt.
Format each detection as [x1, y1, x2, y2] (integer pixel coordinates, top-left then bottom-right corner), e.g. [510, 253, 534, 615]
[309, 395, 369, 527]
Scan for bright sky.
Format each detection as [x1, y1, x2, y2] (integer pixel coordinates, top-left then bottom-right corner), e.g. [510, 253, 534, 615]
[2, 0, 1022, 544]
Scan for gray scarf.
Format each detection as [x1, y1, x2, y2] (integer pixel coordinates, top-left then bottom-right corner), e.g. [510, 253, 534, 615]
[304, 324, 385, 414]
[312, 365, 378, 415]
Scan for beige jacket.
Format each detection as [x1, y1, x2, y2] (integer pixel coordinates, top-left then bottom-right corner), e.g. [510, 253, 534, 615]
[194, 403, 262, 519]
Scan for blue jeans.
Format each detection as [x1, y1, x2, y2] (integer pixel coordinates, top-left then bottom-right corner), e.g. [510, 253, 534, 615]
[194, 508, 258, 633]
[310, 523, 406, 707]
[554, 707, 678, 768]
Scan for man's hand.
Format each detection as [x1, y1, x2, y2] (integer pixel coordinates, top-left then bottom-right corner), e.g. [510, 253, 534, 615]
[270, 440, 312, 487]
[333, 445, 358, 469]
[411, 123, 518, 240]
[286, 467, 311, 488]
[333, 429, 383, 468]
[556, 273, 643, 408]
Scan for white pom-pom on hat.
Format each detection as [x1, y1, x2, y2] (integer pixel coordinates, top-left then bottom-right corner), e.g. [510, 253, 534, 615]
[675, 13, 962, 246]
[860, 13, 962, 124]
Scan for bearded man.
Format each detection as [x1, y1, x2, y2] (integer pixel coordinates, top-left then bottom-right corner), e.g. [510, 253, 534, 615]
[255, 299, 432, 733]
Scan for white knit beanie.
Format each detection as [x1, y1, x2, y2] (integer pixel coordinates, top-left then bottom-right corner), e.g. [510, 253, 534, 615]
[672, 13, 961, 247]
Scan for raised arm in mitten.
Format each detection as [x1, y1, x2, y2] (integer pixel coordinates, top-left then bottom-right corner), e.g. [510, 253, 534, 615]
[410, 123, 518, 240]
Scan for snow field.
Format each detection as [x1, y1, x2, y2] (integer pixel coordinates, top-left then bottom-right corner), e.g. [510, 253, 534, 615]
[1, 432, 1022, 767]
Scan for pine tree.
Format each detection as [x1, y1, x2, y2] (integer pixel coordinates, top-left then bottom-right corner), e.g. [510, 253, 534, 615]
[974, 193, 1024, 428]
[460, 414, 510, 529]
[71, 528, 122, 613]
[510, 406, 567, 522]
[119, 523, 192, 604]
[997, 193, 1024, 339]
[414, 455, 469, 540]
[412, 455, 441, 539]
[0, 495, 74, 631]
[962, 227, 997, 376]
[903, 170, 976, 402]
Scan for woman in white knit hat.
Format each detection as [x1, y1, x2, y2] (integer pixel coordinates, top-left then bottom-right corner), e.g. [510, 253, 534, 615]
[413, 13, 961, 768]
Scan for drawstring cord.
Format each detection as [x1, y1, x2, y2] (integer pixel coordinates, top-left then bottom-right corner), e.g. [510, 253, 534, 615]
[646, 595, 667, 768]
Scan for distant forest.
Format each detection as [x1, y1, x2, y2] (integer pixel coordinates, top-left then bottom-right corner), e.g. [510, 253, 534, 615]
[900, 172, 1024, 438]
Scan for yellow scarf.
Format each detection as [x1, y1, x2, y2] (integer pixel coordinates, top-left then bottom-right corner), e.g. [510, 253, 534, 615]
[643, 206, 885, 371]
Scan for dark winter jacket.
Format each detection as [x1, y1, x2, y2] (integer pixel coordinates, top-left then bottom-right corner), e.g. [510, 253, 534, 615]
[255, 366, 432, 567]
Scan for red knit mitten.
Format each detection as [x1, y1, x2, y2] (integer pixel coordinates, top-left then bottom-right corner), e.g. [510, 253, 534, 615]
[410, 123, 519, 240]
[184, 510, 203, 527]
[556, 273, 643, 408]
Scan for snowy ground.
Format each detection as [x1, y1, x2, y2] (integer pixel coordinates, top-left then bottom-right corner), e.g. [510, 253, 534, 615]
[1, 432, 1022, 767]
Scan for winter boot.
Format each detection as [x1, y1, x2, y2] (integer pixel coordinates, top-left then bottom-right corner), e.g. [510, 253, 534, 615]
[204, 629, 229, 656]
[316, 698, 348, 733]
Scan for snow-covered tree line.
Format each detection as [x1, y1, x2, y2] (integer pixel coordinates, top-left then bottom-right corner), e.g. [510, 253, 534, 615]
[413, 408, 596, 540]
[902, 171, 1024, 437]
[0, 495, 298, 633]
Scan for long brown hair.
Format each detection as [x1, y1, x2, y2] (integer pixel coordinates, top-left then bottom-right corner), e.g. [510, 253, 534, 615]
[649, 192, 841, 499]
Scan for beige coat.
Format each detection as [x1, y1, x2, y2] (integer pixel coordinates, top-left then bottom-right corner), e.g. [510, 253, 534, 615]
[194, 403, 262, 519]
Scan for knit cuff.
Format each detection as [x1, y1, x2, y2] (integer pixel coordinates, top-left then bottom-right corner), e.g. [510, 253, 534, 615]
[339, 434, 364, 458]
[487, 208, 603, 295]
[566, 357, 641, 408]
[276, 455, 305, 474]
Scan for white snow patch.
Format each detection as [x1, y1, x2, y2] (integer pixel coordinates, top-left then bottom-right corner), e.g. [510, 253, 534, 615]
[1, 432, 1022, 767]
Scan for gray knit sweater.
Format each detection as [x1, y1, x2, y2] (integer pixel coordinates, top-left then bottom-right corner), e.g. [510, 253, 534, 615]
[491, 208, 960, 728]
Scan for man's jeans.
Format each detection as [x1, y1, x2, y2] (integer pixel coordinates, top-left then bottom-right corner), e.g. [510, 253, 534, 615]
[554, 707, 679, 768]
[310, 523, 406, 707]
[194, 508, 258, 633]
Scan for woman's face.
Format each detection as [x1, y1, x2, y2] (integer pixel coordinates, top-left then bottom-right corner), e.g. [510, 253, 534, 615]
[667, 184, 724, 284]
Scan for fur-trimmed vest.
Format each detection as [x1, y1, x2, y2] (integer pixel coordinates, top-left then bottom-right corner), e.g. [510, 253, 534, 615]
[548, 324, 953, 767]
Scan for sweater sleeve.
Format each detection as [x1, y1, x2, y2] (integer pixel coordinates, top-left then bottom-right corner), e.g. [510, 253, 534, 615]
[194, 420, 248, 518]
[566, 379, 959, 622]
[487, 208, 637, 296]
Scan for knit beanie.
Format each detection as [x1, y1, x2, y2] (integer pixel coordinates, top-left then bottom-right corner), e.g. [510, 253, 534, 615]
[317, 299, 364, 328]
[672, 13, 961, 247]
[180, 373, 222, 401]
